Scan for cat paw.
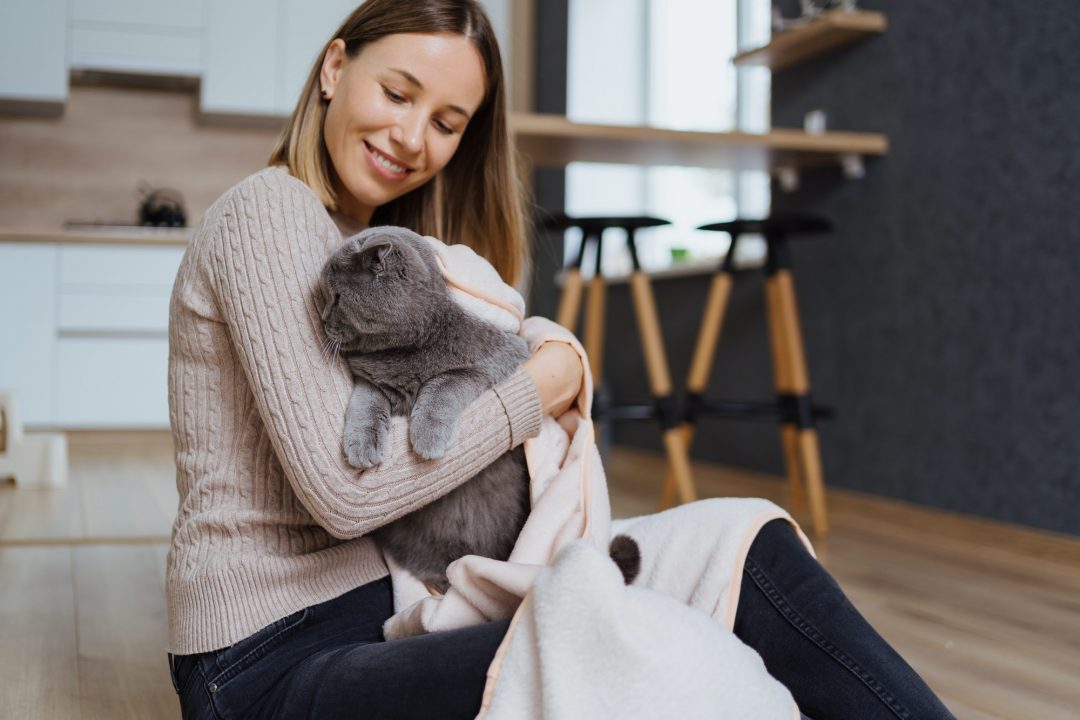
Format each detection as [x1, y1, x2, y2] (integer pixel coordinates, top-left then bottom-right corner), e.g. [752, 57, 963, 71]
[344, 425, 388, 469]
[409, 419, 455, 460]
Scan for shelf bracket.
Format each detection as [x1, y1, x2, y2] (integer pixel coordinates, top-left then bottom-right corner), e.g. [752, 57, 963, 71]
[839, 153, 866, 180]
[776, 166, 800, 193]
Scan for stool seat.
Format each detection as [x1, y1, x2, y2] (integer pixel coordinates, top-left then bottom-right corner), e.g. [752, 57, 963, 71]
[698, 212, 831, 237]
[543, 214, 671, 235]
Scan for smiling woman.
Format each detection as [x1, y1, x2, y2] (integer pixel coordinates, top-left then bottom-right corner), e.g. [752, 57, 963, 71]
[318, 33, 486, 225]
[268, 0, 526, 283]
[165, 2, 584, 718]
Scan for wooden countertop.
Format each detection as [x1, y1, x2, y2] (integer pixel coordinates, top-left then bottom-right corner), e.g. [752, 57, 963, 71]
[0, 227, 193, 246]
[510, 113, 888, 172]
[2, 115, 889, 249]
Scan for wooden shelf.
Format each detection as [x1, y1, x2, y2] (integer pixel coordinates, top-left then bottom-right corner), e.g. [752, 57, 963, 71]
[732, 10, 886, 71]
[509, 112, 888, 173]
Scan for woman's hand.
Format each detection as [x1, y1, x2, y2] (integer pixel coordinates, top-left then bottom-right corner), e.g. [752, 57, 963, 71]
[524, 342, 583, 418]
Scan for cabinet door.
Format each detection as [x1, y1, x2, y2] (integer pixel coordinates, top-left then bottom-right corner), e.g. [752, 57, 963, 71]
[0, 244, 58, 426]
[68, 0, 203, 76]
[69, 0, 202, 29]
[57, 244, 184, 334]
[201, 0, 280, 116]
[0, 0, 67, 104]
[52, 244, 182, 427]
[54, 337, 170, 428]
[277, 0, 357, 115]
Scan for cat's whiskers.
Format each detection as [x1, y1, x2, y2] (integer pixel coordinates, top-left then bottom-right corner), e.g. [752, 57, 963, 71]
[321, 335, 342, 364]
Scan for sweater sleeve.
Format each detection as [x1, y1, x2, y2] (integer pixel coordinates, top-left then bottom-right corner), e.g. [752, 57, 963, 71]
[203, 169, 543, 539]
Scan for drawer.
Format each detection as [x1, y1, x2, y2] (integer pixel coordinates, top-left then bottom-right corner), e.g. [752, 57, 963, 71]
[59, 244, 186, 289]
[70, 0, 203, 29]
[69, 25, 202, 76]
[54, 337, 170, 428]
[57, 291, 172, 333]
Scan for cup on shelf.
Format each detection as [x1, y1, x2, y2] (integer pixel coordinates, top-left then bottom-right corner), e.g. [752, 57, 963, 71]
[803, 109, 827, 135]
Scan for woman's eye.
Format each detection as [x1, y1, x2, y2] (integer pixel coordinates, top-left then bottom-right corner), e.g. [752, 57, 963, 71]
[433, 119, 456, 136]
[382, 86, 406, 103]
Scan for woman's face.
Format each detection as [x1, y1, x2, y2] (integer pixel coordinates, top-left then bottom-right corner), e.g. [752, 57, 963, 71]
[320, 32, 487, 225]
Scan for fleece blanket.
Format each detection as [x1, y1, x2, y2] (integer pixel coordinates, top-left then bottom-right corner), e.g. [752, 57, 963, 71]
[382, 236, 813, 718]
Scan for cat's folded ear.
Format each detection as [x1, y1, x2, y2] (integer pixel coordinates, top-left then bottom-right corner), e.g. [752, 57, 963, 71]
[351, 240, 393, 275]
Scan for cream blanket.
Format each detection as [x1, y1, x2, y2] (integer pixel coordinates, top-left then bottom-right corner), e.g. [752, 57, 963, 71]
[382, 237, 812, 718]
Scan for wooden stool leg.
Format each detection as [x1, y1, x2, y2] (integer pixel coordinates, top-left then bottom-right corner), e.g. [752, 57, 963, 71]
[769, 265, 829, 536]
[659, 271, 734, 509]
[556, 267, 584, 333]
[628, 271, 697, 505]
[583, 275, 606, 387]
[765, 277, 806, 514]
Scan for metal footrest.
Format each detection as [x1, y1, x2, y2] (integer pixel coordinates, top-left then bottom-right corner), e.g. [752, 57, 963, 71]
[592, 403, 657, 422]
[692, 398, 834, 425]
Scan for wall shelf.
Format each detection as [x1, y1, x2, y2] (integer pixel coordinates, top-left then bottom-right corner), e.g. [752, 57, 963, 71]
[732, 10, 886, 72]
[509, 112, 888, 174]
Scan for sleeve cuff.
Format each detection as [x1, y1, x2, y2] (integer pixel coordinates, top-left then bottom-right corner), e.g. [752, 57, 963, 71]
[492, 368, 544, 447]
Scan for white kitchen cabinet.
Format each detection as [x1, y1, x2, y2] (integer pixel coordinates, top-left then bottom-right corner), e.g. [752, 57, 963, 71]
[68, 0, 203, 76]
[203, 0, 356, 118]
[54, 337, 171, 428]
[0, 0, 68, 104]
[277, 0, 358, 115]
[57, 245, 183, 334]
[69, 0, 202, 29]
[0, 244, 59, 426]
[0, 240, 184, 429]
[201, 0, 280, 116]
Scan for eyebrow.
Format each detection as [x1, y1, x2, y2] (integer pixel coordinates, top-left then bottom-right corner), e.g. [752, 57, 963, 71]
[388, 67, 473, 120]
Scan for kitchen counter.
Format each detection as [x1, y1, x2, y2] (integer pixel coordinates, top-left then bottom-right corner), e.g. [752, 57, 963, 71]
[0, 227, 193, 246]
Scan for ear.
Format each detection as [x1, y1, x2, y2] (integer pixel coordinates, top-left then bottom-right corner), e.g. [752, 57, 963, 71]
[320, 38, 347, 100]
[354, 241, 393, 275]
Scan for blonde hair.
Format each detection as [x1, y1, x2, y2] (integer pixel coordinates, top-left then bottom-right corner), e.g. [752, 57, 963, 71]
[268, 0, 529, 285]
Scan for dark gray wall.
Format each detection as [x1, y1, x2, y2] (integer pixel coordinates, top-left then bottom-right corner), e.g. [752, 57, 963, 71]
[766, 0, 1080, 535]
[527, 0, 568, 320]
[531, 1, 1080, 535]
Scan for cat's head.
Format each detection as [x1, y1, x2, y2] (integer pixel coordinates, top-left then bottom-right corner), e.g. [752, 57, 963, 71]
[319, 226, 448, 353]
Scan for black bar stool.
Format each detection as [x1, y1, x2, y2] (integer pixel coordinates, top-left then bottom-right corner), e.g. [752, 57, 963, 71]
[545, 213, 698, 506]
[660, 212, 833, 536]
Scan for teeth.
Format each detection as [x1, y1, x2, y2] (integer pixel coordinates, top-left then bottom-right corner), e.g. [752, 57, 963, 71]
[372, 147, 407, 174]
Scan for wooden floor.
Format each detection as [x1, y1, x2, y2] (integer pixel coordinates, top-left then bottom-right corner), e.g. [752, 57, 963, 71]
[1, 432, 1078, 719]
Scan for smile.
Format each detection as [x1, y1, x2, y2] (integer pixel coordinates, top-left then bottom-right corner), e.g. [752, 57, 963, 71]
[364, 142, 414, 179]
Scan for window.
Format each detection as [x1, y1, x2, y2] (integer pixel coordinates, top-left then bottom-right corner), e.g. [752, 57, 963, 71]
[565, 0, 772, 276]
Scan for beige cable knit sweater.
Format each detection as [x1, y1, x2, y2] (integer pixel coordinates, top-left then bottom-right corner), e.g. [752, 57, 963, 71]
[166, 167, 543, 654]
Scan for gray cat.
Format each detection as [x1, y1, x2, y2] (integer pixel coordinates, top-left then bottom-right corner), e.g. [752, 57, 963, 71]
[319, 226, 639, 593]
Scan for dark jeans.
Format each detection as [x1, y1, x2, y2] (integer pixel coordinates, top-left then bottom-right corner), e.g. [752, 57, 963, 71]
[168, 520, 954, 719]
[733, 519, 955, 720]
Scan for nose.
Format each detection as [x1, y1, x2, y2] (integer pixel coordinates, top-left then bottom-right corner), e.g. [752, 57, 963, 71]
[389, 110, 425, 156]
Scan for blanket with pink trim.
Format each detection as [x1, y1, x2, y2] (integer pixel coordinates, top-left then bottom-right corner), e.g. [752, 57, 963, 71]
[382, 236, 810, 718]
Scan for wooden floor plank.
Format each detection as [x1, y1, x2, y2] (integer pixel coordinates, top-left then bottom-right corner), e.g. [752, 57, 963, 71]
[74, 544, 178, 720]
[71, 433, 176, 539]
[0, 475, 87, 542]
[0, 547, 81, 720]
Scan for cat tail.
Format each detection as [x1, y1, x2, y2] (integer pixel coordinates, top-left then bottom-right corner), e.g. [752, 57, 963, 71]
[608, 534, 641, 585]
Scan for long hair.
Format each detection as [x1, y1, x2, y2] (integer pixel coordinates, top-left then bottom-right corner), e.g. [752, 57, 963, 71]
[268, 0, 529, 285]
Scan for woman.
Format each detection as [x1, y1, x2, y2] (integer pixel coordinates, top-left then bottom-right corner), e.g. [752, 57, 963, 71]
[165, 1, 954, 718]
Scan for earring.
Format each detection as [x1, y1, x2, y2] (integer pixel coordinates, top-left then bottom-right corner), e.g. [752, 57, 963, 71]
[321, 87, 331, 101]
